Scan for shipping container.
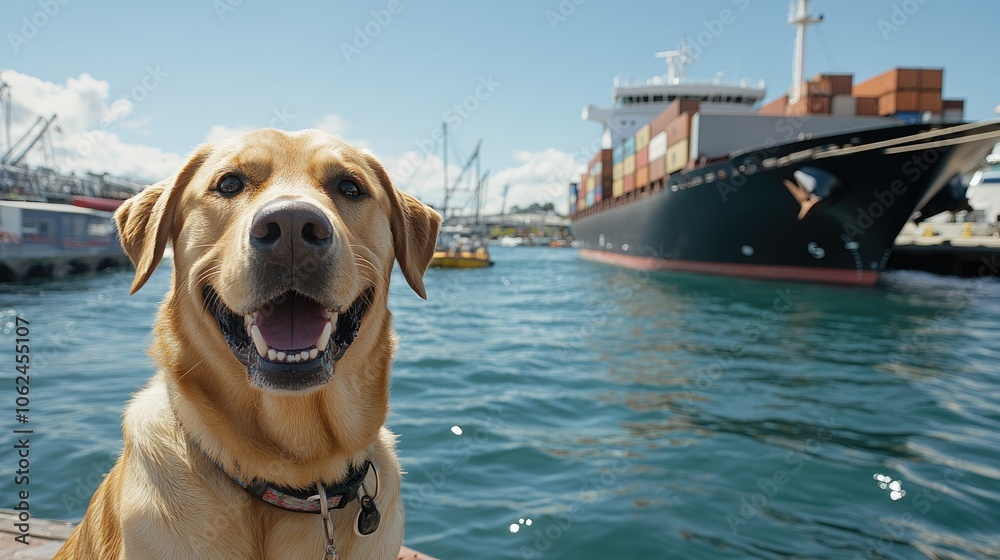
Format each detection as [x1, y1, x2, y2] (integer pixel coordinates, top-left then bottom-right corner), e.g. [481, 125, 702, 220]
[918, 91, 942, 113]
[666, 112, 692, 145]
[580, 173, 588, 193]
[613, 145, 624, 164]
[666, 139, 688, 175]
[586, 176, 596, 193]
[648, 132, 667, 162]
[624, 154, 636, 176]
[854, 67, 941, 97]
[855, 96, 879, 116]
[831, 94, 856, 116]
[594, 188, 602, 203]
[636, 147, 648, 168]
[879, 90, 920, 115]
[625, 136, 636, 157]
[601, 182, 615, 201]
[635, 124, 651, 151]
[918, 69, 943, 91]
[757, 95, 789, 116]
[624, 175, 635, 193]
[612, 178, 624, 198]
[789, 95, 831, 116]
[612, 162, 624, 180]
[585, 191, 595, 207]
[649, 157, 666, 182]
[651, 99, 701, 135]
[942, 98, 965, 122]
[636, 166, 648, 189]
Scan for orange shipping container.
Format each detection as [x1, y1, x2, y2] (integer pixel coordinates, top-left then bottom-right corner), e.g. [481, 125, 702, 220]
[918, 91, 942, 113]
[918, 69, 943, 91]
[854, 67, 935, 97]
[666, 112, 692, 145]
[636, 166, 648, 189]
[636, 148, 648, 168]
[758, 95, 789, 116]
[855, 96, 879, 116]
[651, 99, 701, 134]
[649, 158, 666, 182]
[879, 90, 920, 115]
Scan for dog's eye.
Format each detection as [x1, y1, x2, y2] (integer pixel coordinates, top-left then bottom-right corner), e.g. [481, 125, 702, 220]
[217, 174, 245, 196]
[338, 180, 362, 198]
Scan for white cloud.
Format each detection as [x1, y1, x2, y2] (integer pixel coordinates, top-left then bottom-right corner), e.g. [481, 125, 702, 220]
[1, 69, 183, 182]
[380, 147, 582, 216]
[202, 124, 255, 144]
[313, 113, 349, 136]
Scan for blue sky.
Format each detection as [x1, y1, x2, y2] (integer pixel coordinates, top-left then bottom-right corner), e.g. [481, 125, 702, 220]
[3, 0, 998, 214]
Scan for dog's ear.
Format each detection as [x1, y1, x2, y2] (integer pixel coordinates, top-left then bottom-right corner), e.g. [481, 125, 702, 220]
[115, 145, 211, 295]
[363, 152, 441, 299]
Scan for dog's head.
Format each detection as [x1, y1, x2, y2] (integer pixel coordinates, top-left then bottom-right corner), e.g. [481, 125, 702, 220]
[115, 129, 440, 395]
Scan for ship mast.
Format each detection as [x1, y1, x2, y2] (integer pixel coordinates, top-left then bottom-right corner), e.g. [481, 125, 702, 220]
[788, 0, 823, 104]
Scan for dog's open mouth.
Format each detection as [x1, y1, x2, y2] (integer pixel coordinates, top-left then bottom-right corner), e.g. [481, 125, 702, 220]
[205, 287, 373, 391]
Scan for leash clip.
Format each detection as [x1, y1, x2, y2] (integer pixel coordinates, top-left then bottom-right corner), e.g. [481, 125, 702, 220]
[316, 483, 338, 560]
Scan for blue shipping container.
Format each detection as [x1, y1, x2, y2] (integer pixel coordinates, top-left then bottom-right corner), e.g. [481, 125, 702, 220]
[585, 191, 595, 207]
[613, 145, 624, 163]
[625, 137, 636, 157]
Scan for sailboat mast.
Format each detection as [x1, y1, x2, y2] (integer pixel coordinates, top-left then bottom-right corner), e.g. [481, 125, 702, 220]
[441, 122, 448, 222]
[474, 150, 481, 226]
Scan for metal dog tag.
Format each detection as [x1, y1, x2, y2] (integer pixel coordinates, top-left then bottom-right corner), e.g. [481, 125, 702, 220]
[355, 495, 380, 536]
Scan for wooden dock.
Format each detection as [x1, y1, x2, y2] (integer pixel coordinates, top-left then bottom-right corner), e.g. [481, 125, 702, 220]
[889, 222, 1000, 277]
[0, 510, 437, 559]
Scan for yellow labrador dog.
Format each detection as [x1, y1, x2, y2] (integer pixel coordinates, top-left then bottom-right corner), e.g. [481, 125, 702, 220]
[55, 129, 440, 559]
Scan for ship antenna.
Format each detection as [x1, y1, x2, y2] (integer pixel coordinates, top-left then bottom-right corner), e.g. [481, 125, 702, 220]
[788, 0, 823, 104]
[655, 40, 692, 85]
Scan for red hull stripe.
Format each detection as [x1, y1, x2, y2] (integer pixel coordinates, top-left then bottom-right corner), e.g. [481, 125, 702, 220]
[579, 248, 879, 286]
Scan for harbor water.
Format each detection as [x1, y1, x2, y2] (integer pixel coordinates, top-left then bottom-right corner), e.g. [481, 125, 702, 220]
[2, 246, 999, 559]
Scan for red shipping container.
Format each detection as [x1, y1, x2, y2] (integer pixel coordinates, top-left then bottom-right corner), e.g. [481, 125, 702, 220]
[666, 112, 692, 144]
[636, 148, 648, 168]
[624, 175, 635, 193]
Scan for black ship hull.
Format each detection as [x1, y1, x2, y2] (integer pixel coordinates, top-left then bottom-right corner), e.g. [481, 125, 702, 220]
[571, 122, 1000, 285]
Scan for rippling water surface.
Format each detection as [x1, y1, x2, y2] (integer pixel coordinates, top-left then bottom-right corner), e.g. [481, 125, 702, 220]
[2, 247, 999, 559]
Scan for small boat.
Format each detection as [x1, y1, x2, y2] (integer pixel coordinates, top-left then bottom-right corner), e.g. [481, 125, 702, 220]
[430, 246, 494, 268]
[428, 122, 495, 268]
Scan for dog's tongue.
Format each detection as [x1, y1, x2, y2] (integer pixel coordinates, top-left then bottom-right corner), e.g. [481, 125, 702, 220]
[255, 293, 328, 350]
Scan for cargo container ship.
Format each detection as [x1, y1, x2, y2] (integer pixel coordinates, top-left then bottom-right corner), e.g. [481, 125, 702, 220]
[569, 0, 1000, 285]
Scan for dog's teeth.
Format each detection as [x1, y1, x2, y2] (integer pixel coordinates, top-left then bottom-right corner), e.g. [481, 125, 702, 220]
[244, 314, 254, 328]
[300, 350, 310, 361]
[250, 325, 268, 357]
[316, 321, 333, 350]
[322, 309, 333, 319]
[309, 348, 319, 360]
[276, 351, 286, 362]
[267, 349, 277, 361]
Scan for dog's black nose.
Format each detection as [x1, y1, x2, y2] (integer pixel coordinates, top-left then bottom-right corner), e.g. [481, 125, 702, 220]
[250, 200, 333, 263]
